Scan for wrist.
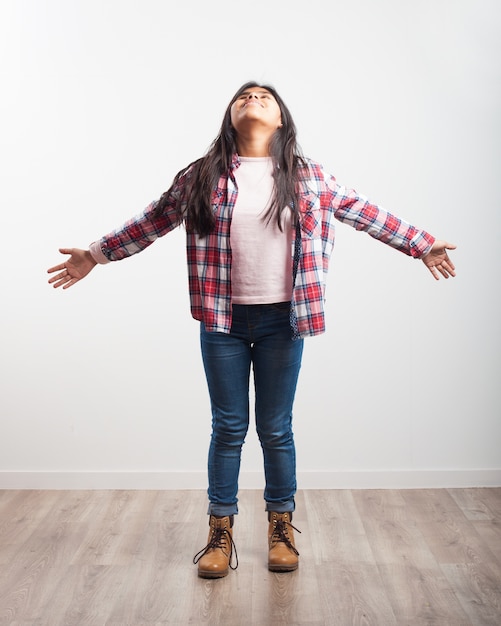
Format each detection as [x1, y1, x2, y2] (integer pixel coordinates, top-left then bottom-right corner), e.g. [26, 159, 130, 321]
[85, 249, 98, 267]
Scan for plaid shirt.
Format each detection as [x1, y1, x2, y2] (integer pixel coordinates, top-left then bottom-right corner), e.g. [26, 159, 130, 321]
[96, 155, 434, 338]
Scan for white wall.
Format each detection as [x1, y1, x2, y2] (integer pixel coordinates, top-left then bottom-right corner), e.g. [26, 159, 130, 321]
[1, 0, 500, 490]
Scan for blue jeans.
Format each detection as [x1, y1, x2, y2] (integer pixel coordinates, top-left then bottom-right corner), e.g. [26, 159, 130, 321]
[200, 302, 304, 517]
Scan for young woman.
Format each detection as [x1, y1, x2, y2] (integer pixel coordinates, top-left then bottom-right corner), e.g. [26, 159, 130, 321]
[48, 81, 456, 578]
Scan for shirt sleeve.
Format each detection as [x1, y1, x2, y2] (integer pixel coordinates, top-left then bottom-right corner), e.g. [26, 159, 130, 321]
[89, 240, 110, 264]
[90, 174, 186, 263]
[323, 168, 435, 259]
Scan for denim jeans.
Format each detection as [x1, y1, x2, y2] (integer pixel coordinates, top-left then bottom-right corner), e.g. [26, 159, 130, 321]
[200, 302, 304, 517]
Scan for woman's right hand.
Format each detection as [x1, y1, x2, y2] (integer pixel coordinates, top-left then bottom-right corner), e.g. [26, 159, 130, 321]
[47, 248, 98, 289]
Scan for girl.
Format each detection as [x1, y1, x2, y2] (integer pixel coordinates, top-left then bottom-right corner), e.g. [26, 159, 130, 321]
[48, 81, 456, 578]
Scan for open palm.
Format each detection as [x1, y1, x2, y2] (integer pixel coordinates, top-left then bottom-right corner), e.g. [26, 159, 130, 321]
[47, 248, 97, 289]
[421, 240, 456, 280]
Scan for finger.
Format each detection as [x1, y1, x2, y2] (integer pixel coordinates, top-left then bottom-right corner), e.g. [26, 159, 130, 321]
[48, 267, 67, 283]
[50, 275, 65, 288]
[428, 265, 440, 281]
[439, 258, 458, 278]
[440, 256, 456, 276]
[62, 278, 78, 289]
[438, 266, 449, 279]
[443, 262, 456, 277]
[52, 274, 77, 289]
[47, 249, 73, 275]
[47, 263, 66, 274]
[51, 277, 67, 288]
[445, 256, 456, 272]
[49, 268, 73, 287]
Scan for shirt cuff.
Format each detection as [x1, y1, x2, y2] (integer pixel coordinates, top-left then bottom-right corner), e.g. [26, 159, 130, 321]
[411, 231, 435, 259]
[89, 241, 110, 264]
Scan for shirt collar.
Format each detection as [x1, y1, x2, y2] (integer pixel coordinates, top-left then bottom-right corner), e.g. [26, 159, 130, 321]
[230, 153, 240, 171]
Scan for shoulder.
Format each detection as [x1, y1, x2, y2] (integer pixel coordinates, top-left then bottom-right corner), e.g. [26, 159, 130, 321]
[298, 156, 321, 174]
[296, 157, 335, 193]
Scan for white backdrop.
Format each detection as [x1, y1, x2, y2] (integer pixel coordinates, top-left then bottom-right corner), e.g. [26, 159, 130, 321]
[1, 0, 500, 489]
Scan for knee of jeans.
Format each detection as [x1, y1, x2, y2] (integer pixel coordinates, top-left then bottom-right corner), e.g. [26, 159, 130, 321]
[256, 426, 293, 448]
[212, 418, 248, 447]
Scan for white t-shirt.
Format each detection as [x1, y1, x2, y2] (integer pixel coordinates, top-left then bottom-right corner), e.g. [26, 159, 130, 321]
[230, 157, 293, 304]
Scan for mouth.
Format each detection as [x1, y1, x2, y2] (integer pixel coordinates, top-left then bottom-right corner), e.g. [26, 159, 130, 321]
[244, 101, 263, 108]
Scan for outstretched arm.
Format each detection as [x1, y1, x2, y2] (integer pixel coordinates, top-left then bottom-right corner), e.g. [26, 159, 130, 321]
[47, 248, 97, 289]
[421, 240, 456, 280]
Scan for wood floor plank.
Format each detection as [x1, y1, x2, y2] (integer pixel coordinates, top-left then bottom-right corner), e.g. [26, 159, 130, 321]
[57, 563, 129, 625]
[405, 488, 501, 624]
[415, 516, 500, 569]
[351, 490, 471, 623]
[441, 562, 501, 626]
[303, 489, 376, 565]
[473, 521, 501, 565]
[400, 488, 469, 522]
[0, 490, 63, 570]
[107, 520, 199, 623]
[354, 512, 438, 569]
[50, 490, 112, 523]
[315, 563, 398, 626]
[377, 563, 472, 625]
[0, 519, 87, 623]
[448, 488, 501, 521]
[69, 491, 155, 566]
[351, 489, 409, 522]
[0, 489, 60, 523]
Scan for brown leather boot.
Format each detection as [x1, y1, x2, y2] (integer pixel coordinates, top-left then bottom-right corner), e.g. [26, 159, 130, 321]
[268, 511, 300, 572]
[193, 515, 238, 578]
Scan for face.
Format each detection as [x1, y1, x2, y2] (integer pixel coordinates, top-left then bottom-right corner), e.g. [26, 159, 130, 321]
[230, 87, 283, 133]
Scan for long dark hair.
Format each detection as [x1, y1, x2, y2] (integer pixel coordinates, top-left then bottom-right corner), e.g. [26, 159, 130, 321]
[154, 81, 305, 236]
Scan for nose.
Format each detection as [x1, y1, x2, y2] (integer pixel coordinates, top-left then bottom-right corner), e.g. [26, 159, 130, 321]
[246, 92, 259, 100]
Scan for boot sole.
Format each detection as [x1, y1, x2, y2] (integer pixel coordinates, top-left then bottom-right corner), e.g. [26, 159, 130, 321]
[268, 563, 298, 572]
[198, 569, 229, 578]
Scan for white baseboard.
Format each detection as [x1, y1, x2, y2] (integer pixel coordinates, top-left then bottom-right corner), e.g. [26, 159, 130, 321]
[0, 469, 500, 490]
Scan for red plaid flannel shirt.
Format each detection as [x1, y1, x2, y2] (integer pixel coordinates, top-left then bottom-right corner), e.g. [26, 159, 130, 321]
[95, 155, 434, 337]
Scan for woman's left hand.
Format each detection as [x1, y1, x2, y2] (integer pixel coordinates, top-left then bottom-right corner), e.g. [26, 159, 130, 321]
[421, 240, 457, 280]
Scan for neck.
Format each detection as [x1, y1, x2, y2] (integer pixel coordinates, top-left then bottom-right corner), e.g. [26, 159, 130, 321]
[235, 130, 273, 157]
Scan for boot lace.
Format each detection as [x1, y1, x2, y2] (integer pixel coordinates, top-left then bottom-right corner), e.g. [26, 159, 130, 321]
[270, 519, 301, 556]
[193, 527, 239, 570]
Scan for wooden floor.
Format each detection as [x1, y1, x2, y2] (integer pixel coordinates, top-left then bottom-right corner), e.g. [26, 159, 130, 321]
[0, 489, 500, 625]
